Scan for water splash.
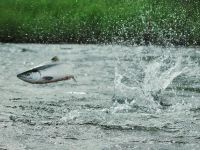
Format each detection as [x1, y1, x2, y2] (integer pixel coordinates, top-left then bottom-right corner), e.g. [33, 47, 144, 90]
[113, 46, 199, 111]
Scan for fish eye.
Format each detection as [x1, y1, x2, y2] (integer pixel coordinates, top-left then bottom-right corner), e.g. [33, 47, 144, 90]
[24, 72, 31, 76]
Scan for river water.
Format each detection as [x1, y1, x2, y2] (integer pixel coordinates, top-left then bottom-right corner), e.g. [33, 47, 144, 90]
[0, 43, 200, 150]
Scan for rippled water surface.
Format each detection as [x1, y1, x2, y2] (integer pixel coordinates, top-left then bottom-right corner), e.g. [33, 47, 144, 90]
[0, 44, 200, 150]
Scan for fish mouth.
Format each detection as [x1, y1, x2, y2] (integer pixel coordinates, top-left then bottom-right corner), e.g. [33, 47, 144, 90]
[17, 73, 22, 79]
[17, 73, 28, 81]
[17, 73, 33, 83]
[17, 71, 41, 83]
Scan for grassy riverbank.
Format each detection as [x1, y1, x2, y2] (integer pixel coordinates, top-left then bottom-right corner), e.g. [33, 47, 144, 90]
[0, 0, 200, 45]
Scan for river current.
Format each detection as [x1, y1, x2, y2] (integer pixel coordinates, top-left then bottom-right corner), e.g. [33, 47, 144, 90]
[0, 44, 200, 150]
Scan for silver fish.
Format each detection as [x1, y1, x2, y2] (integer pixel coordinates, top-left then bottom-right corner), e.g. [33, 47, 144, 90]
[17, 56, 76, 84]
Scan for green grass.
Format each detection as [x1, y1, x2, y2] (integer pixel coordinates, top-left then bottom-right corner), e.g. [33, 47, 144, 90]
[0, 0, 200, 45]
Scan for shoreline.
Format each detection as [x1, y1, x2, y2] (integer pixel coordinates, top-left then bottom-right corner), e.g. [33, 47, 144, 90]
[1, 38, 199, 46]
[1, 42, 200, 49]
[1, 0, 200, 46]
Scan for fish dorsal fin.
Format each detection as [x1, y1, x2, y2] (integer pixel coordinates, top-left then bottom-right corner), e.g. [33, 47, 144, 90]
[51, 56, 59, 62]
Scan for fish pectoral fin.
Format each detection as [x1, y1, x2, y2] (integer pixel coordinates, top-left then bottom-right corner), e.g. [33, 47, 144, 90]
[43, 76, 53, 80]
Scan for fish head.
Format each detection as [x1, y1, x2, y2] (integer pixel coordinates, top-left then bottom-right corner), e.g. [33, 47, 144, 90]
[17, 69, 41, 83]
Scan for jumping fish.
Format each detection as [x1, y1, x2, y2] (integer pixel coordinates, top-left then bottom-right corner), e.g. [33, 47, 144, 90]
[17, 56, 76, 84]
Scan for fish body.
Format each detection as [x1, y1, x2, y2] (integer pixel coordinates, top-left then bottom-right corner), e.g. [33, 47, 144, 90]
[17, 57, 76, 84]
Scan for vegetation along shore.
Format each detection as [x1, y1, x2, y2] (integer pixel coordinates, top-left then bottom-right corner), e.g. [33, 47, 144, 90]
[0, 0, 200, 45]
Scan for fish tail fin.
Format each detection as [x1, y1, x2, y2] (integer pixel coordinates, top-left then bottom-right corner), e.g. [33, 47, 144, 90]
[72, 76, 77, 82]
